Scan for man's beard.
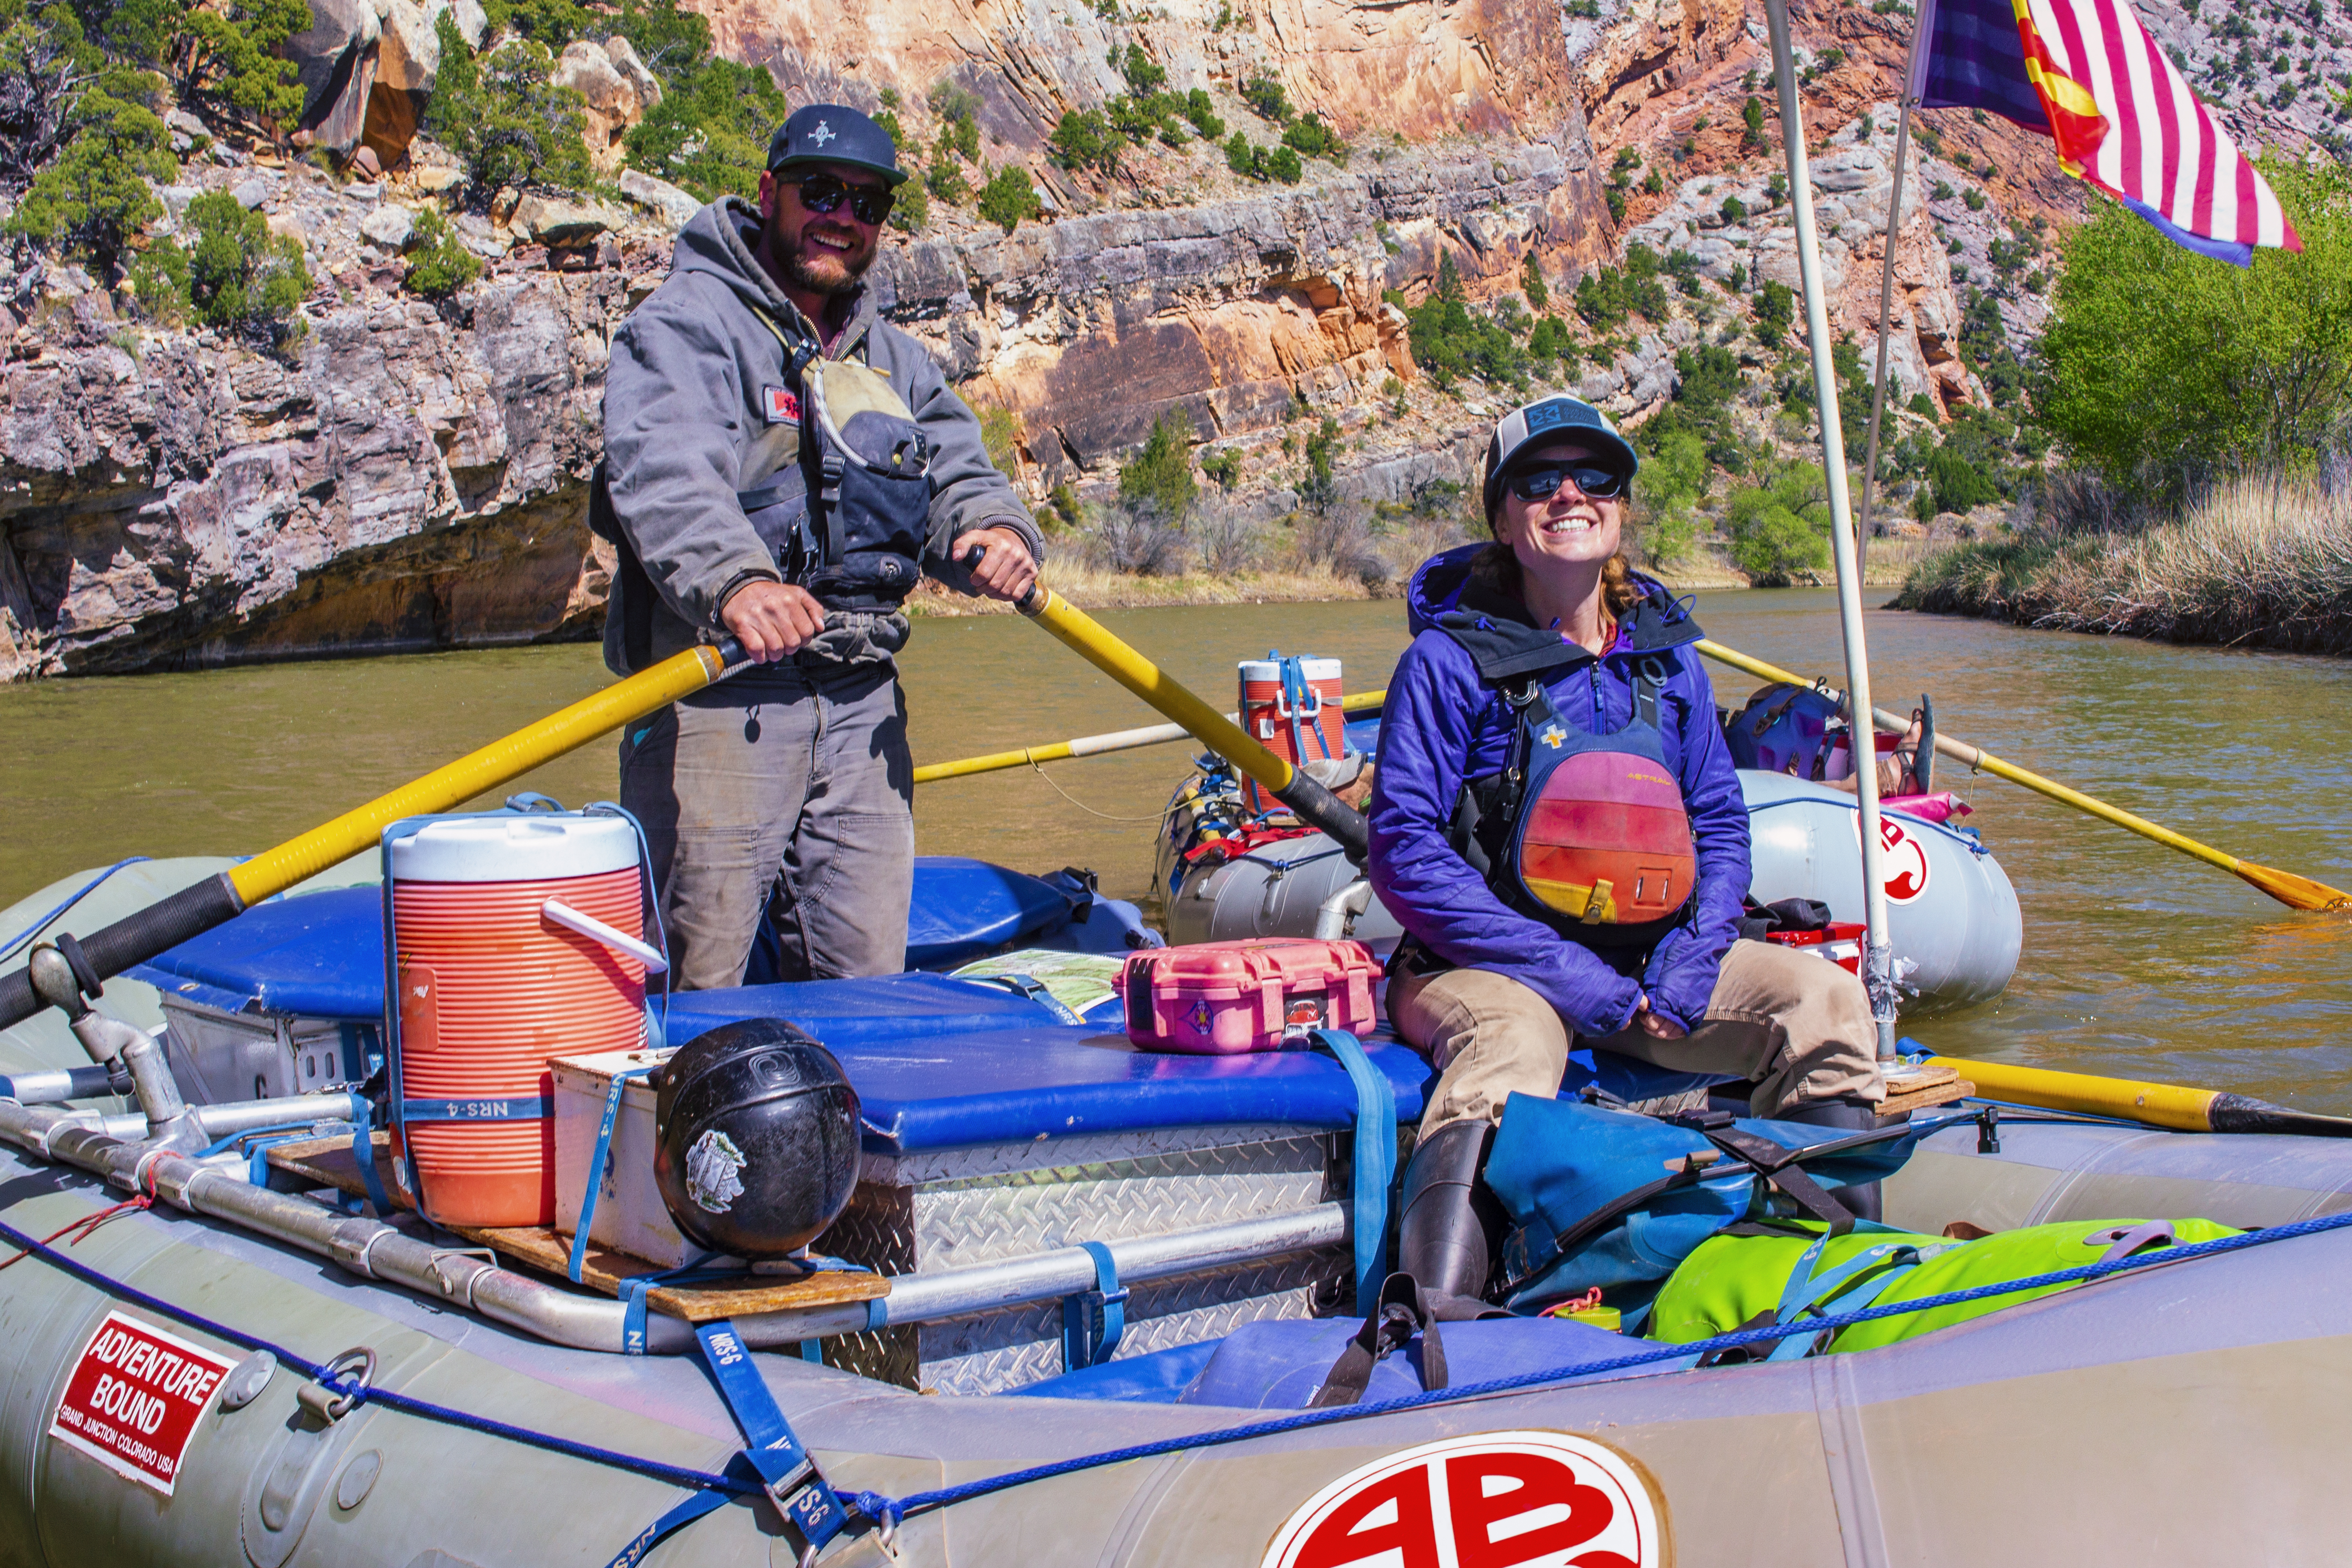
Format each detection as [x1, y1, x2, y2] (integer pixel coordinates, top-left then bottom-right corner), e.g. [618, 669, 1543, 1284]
[781, 231, 872, 296]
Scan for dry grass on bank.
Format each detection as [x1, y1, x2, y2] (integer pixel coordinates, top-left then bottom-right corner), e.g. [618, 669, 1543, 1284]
[907, 561, 1394, 615]
[1895, 476, 2352, 655]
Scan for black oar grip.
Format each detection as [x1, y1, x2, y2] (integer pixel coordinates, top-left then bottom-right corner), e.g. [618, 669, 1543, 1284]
[0, 873, 244, 1031]
[1274, 772, 1370, 862]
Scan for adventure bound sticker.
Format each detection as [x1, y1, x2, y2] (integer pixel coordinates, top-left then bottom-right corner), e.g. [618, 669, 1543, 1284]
[1260, 1429, 1668, 1568]
[49, 1311, 238, 1495]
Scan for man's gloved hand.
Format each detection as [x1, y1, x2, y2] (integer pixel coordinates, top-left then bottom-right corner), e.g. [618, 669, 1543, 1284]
[721, 579, 826, 661]
[953, 526, 1038, 601]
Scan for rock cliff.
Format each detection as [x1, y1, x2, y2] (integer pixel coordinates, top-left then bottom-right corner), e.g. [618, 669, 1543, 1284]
[0, 0, 2319, 676]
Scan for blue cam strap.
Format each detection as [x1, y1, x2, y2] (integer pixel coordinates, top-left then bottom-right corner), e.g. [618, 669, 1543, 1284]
[1060, 1241, 1128, 1373]
[1309, 1028, 1396, 1315]
[983, 973, 1083, 1026]
[568, 1065, 659, 1284]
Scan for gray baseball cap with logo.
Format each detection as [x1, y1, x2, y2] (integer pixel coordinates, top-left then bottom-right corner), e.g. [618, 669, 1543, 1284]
[766, 104, 908, 188]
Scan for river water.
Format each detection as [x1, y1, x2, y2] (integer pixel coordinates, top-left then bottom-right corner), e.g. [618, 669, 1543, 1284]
[5, 591, 2349, 1110]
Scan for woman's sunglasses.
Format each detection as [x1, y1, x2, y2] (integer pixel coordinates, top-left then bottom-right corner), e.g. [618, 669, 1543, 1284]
[1507, 463, 1629, 502]
[779, 173, 895, 226]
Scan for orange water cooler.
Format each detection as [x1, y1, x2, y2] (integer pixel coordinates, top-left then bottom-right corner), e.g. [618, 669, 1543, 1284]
[388, 813, 652, 1226]
[1238, 656, 1344, 816]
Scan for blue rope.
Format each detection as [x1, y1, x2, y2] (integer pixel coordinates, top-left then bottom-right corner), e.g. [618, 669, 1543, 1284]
[0, 858, 152, 963]
[11, 1186, 2352, 1540]
[883, 1203, 2352, 1520]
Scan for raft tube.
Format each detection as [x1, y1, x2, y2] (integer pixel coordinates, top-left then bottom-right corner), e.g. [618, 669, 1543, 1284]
[1163, 772, 2021, 1012]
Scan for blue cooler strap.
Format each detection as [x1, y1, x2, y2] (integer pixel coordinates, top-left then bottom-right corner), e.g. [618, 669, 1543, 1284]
[352, 1095, 395, 1217]
[398, 1096, 552, 1122]
[977, 973, 1083, 1026]
[569, 1066, 658, 1283]
[1060, 1241, 1128, 1372]
[1310, 1028, 1397, 1315]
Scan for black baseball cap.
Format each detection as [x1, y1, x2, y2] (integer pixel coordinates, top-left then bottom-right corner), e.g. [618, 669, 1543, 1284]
[1480, 393, 1640, 519]
[767, 104, 908, 188]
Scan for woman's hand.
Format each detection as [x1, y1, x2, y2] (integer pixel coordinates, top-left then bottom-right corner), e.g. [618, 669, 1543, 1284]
[1633, 995, 1688, 1040]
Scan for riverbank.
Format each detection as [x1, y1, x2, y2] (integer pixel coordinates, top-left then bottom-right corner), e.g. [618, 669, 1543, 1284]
[1892, 477, 2352, 656]
[910, 538, 1926, 616]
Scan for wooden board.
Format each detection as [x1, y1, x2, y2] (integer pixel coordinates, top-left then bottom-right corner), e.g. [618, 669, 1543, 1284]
[1881, 1076, 1974, 1117]
[265, 1132, 886, 1322]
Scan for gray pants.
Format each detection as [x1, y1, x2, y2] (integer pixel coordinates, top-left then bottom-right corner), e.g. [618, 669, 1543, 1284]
[619, 661, 915, 991]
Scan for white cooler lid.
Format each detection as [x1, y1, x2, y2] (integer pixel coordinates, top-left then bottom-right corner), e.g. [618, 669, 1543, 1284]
[1239, 657, 1343, 681]
[389, 813, 640, 883]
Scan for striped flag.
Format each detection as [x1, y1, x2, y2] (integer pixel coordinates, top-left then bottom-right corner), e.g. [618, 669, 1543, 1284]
[1909, 0, 2300, 265]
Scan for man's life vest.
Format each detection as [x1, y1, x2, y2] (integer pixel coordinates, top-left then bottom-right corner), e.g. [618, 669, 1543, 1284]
[1723, 682, 1846, 780]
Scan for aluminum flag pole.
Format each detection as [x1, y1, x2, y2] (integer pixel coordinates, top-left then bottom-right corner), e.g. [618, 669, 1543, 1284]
[1855, 7, 1929, 585]
[1765, 0, 1900, 1059]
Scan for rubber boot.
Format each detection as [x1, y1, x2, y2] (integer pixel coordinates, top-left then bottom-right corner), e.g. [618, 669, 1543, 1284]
[1776, 1098, 1887, 1223]
[1396, 1120, 1508, 1309]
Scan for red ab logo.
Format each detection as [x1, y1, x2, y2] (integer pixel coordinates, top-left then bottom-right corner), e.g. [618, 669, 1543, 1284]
[1262, 1431, 1664, 1568]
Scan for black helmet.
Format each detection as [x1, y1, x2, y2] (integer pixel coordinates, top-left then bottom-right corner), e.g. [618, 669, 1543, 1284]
[652, 1019, 861, 1260]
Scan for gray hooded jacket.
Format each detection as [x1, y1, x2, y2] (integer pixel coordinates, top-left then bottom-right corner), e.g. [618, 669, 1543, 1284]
[600, 197, 1041, 675]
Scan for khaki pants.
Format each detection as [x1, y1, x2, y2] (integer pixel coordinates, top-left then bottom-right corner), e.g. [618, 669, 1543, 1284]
[1391, 939, 1883, 1136]
[619, 661, 915, 990]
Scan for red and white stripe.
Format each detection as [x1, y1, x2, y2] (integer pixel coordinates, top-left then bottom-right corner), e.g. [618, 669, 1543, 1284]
[2025, 0, 2301, 252]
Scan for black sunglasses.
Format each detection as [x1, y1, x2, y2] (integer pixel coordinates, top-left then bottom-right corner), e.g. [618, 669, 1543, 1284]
[778, 173, 894, 226]
[1507, 463, 1629, 502]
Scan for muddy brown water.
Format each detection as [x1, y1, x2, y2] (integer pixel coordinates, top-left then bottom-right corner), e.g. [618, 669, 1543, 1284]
[4, 591, 2349, 1110]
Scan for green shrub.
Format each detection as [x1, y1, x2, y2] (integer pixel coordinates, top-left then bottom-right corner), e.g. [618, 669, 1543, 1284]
[183, 189, 308, 343]
[1281, 113, 1344, 164]
[1719, 194, 1747, 224]
[1116, 41, 1164, 93]
[1726, 462, 1831, 584]
[402, 205, 481, 298]
[1239, 72, 1286, 122]
[1753, 277, 1796, 340]
[1225, 130, 1256, 176]
[428, 19, 595, 199]
[486, 0, 586, 47]
[124, 234, 190, 320]
[1300, 415, 1339, 508]
[1183, 88, 1223, 140]
[1119, 412, 1198, 522]
[624, 55, 786, 200]
[1200, 449, 1241, 489]
[1963, 186, 1986, 211]
[976, 403, 1021, 469]
[1573, 255, 1669, 329]
[887, 178, 927, 232]
[930, 82, 982, 165]
[1264, 144, 1301, 184]
[924, 160, 968, 203]
[1741, 95, 1765, 149]
[975, 164, 1038, 233]
[1926, 444, 2000, 513]
[173, 0, 307, 129]
[613, 0, 711, 84]
[1049, 107, 1122, 174]
[1404, 293, 1530, 390]
[1520, 251, 1548, 311]
[3, 16, 175, 270]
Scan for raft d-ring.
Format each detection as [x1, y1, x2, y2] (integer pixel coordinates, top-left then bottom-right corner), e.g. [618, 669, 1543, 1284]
[298, 1346, 376, 1424]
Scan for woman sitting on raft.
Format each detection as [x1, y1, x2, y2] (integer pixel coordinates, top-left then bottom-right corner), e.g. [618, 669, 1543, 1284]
[1368, 393, 1887, 1311]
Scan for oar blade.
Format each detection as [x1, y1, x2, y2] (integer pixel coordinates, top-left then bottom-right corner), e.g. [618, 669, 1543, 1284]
[2232, 860, 2352, 913]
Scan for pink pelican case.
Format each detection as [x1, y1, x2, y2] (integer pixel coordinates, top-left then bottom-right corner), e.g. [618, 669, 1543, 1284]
[1122, 938, 1382, 1054]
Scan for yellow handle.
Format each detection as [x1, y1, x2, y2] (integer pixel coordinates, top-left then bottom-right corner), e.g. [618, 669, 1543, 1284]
[226, 644, 734, 906]
[1923, 1056, 2218, 1132]
[1015, 588, 1306, 802]
[1696, 639, 2351, 913]
[913, 690, 1387, 786]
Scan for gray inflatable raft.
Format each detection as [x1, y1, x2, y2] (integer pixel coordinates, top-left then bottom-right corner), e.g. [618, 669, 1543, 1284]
[0, 861, 2346, 1567]
[1161, 770, 2022, 1013]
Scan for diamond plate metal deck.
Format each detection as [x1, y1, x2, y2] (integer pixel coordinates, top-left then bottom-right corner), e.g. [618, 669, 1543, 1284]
[817, 1124, 1348, 1392]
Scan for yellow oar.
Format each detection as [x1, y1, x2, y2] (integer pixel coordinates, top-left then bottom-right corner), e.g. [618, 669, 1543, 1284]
[0, 642, 749, 1029]
[1928, 1056, 2352, 1137]
[1698, 639, 2352, 914]
[1013, 587, 1369, 853]
[914, 690, 1386, 786]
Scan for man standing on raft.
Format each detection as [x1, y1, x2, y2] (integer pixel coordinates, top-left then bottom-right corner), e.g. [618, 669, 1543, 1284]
[598, 105, 1043, 990]
[1369, 393, 1886, 1311]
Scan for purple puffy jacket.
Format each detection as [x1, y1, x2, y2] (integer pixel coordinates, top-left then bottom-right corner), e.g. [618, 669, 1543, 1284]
[1367, 545, 1749, 1036]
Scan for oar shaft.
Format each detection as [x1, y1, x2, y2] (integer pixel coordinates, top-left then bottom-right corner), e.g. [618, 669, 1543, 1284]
[1926, 1056, 2352, 1137]
[912, 691, 1387, 786]
[0, 643, 743, 1031]
[1014, 588, 1369, 854]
